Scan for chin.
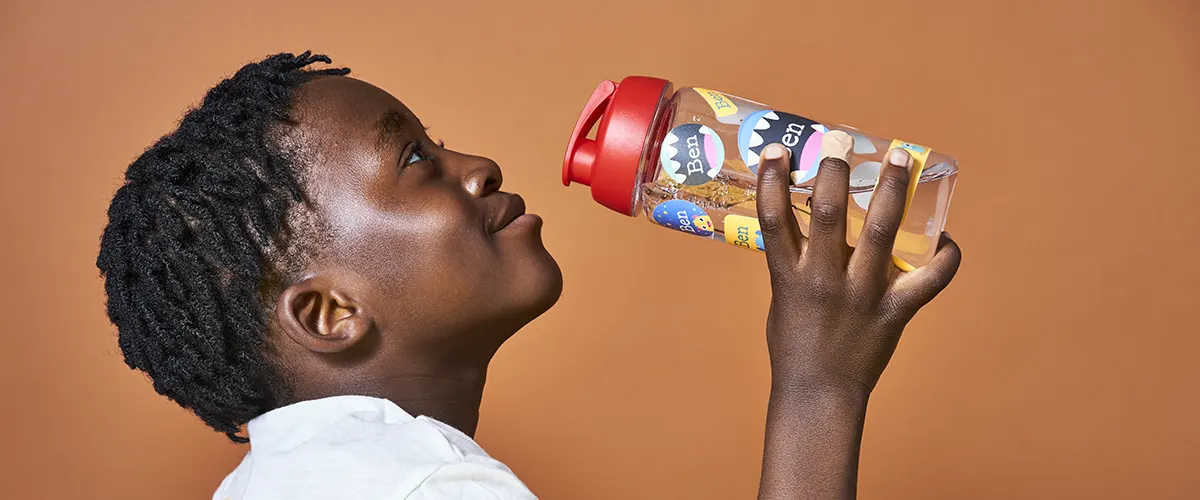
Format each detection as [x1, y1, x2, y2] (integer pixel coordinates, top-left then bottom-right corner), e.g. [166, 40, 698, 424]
[485, 227, 563, 333]
[517, 247, 564, 318]
[467, 269, 560, 354]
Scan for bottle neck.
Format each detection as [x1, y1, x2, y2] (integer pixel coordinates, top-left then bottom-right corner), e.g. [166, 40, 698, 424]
[628, 86, 677, 216]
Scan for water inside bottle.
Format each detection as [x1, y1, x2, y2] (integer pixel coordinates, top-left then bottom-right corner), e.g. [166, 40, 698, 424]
[637, 88, 957, 266]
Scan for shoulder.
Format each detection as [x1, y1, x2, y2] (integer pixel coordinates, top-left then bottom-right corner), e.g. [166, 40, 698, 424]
[400, 461, 538, 500]
[215, 411, 535, 500]
[395, 417, 536, 499]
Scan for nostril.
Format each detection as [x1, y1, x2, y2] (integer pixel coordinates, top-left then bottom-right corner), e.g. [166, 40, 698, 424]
[480, 172, 503, 196]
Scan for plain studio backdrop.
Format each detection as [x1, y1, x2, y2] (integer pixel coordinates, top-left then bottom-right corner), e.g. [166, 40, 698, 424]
[1, 0, 1197, 498]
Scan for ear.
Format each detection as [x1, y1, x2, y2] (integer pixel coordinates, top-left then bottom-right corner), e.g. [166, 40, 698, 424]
[276, 278, 373, 354]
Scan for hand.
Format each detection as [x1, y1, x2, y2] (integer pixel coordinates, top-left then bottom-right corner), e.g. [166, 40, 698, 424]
[753, 131, 962, 500]
[755, 132, 962, 397]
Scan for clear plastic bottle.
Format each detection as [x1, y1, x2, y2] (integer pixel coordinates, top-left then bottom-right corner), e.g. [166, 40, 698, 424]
[562, 77, 957, 268]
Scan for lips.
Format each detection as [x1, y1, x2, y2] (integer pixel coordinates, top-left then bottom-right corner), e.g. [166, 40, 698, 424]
[488, 193, 527, 232]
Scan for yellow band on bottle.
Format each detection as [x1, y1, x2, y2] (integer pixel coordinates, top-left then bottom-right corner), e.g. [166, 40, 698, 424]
[884, 140, 932, 272]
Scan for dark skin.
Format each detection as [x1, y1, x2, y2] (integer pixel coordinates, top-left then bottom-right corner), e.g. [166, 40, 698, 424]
[755, 141, 961, 499]
[268, 75, 961, 498]
[270, 76, 563, 435]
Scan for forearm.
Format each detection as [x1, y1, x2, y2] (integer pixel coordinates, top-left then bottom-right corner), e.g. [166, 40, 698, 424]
[757, 384, 870, 500]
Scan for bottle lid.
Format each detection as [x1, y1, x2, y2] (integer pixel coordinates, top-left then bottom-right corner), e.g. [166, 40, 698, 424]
[562, 76, 671, 216]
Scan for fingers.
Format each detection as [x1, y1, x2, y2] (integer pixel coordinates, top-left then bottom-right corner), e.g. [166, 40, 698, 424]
[849, 148, 913, 282]
[891, 233, 962, 307]
[756, 143, 805, 271]
[804, 130, 853, 269]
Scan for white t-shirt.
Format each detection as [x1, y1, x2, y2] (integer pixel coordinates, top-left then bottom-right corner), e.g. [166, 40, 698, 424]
[212, 395, 538, 500]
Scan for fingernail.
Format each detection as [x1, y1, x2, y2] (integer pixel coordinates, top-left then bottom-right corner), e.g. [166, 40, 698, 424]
[887, 148, 913, 170]
[820, 130, 853, 164]
[762, 143, 787, 161]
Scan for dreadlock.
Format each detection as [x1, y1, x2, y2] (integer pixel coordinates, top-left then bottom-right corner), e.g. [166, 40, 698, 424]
[96, 52, 350, 442]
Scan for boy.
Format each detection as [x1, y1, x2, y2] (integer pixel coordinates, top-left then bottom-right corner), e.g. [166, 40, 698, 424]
[98, 52, 961, 499]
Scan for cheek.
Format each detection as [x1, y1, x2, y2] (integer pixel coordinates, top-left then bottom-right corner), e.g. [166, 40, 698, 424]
[404, 197, 488, 255]
[361, 196, 496, 287]
[319, 184, 503, 311]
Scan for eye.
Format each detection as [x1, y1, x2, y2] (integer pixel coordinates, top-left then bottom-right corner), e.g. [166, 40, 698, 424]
[401, 140, 434, 167]
[405, 149, 427, 166]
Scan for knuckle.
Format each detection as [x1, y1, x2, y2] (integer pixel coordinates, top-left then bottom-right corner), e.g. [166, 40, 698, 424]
[932, 267, 959, 290]
[862, 222, 896, 247]
[878, 173, 909, 195]
[810, 201, 842, 230]
[758, 211, 789, 234]
[818, 157, 850, 175]
[880, 294, 914, 323]
[759, 164, 787, 188]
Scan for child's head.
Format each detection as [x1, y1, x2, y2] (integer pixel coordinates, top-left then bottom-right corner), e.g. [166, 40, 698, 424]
[96, 53, 563, 441]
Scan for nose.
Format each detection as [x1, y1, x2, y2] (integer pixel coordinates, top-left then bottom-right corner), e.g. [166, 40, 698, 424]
[454, 153, 503, 197]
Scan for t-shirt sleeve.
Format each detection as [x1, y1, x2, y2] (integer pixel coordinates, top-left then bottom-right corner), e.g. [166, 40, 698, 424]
[404, 462, 538, 500]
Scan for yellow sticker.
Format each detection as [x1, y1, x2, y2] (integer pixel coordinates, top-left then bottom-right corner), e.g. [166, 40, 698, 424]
[723, 214, 764, 252]
[694, 88, 739, 118]
[889, 140, 931, 171]
[886, 140, 934, 271]
[887, 140, 932, 224]
[847, 215, 931, 257]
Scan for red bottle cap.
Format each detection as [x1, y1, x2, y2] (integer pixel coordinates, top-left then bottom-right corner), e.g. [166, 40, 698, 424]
[562, 76, 672, 216]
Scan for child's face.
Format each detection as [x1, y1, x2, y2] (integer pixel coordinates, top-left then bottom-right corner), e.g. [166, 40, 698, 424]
[284, 76, 562, 355]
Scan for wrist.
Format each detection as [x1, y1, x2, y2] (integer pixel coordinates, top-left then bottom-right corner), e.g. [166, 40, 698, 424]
[767, 384, 870, 431]
[769, 372, 872, 407]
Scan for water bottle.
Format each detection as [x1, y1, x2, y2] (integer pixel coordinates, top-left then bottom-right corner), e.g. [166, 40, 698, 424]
[561, 77, 958, 269]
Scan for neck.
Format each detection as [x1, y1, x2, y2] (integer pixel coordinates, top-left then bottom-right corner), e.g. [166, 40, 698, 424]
[369, 321, 529, 435]
[278, 321, 526, 437]
[282, 347, 493, 436]
[369, 369, 488, 436]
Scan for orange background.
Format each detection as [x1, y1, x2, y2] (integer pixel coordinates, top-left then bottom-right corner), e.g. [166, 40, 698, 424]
[1, 0, 1197, 498]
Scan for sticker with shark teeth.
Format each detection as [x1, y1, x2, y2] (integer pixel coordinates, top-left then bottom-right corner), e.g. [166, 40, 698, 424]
[651, 199, 714, 237]
[737, 110, 828, 185]
[660, 123, 725, 186]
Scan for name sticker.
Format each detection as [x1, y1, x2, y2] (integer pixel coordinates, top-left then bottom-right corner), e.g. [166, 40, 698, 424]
[694, 88, 739, 118]
[723, 214, 765, 252]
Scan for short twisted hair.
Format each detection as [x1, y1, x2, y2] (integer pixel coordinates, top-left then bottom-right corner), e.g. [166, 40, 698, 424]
[96, 52, 348, 442]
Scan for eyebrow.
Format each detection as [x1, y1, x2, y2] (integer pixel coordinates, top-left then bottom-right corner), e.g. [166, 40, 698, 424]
[377, 110, 434, 156]
[376, 110, 409, 152]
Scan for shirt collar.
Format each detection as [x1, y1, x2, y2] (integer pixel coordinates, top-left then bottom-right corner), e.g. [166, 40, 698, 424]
[246, 395, 415, 450]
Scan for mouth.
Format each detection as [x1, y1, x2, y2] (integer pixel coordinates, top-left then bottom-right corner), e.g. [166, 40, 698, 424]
[489, 193, 532, 232]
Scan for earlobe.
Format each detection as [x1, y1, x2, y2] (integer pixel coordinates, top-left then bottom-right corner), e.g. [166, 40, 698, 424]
[276, 278, 373, 354]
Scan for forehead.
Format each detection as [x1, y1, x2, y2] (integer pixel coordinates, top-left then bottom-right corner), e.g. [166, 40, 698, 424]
[282, 76, 420, 200]
[288, 76, 421, 153]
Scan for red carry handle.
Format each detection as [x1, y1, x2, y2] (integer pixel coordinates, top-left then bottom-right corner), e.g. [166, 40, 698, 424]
[562, 80, 617, 187]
